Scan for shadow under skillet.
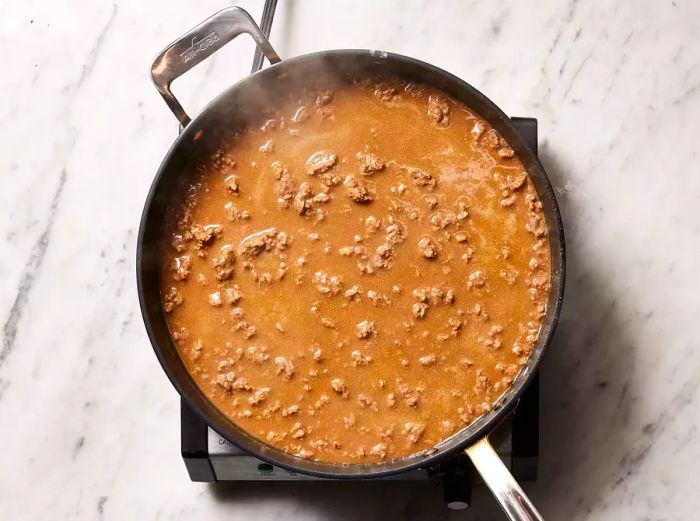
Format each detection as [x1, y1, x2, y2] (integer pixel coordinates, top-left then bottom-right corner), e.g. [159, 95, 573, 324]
[524, 144, 638, 518]
[208, 480, 505, 521]
[206, 144, 636, 520]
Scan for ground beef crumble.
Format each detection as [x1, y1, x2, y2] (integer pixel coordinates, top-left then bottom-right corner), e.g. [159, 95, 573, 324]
[403, 422, 425, 444]
[275, 356, 295, 380]
[355, 320, 376, 339]
[331, 378, 350, 398]
[427, 95, 451, 127]
[211, 245, 236, 281]
[404, 166, 436, 189]
[187, 224, 223, 255]
[238, 229, 290, 262]
[344, 175, 375, 203]
[418, 235, 439, 259]
[306, 151, 338, 176]
[171, 256, 191, 281]
[163, 286, 182, 312]
[356, 151, 386, 174]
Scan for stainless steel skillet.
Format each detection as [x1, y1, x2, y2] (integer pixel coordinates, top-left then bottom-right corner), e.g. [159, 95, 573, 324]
[139, 7, 565, 520]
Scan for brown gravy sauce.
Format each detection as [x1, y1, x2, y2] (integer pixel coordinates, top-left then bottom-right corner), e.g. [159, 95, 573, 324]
[160, 77, 551, 463]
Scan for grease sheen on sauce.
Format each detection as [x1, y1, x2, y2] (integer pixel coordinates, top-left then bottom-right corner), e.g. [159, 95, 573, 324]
[160, 77, 551, 463]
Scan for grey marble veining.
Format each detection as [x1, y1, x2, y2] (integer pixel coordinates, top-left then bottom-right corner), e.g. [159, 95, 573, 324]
[1, 0, 699, 519]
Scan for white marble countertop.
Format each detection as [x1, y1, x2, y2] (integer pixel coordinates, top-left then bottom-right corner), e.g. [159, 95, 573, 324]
[2, 0, 699, 519]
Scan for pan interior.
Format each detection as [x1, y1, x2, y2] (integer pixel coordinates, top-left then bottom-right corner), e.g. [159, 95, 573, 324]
[138, 50, 564, 478]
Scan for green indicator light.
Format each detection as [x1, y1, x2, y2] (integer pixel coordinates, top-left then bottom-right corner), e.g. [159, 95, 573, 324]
[257, 463, 274, 474]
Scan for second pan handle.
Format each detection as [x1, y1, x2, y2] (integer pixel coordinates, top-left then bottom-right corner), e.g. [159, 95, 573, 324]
[465, 437, 544, 521]
[150, 6, 281, 127]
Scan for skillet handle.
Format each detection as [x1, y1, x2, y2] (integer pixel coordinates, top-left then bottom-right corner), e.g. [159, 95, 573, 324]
[465, 438, 544, 521]
[150, 6, 281, 127]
